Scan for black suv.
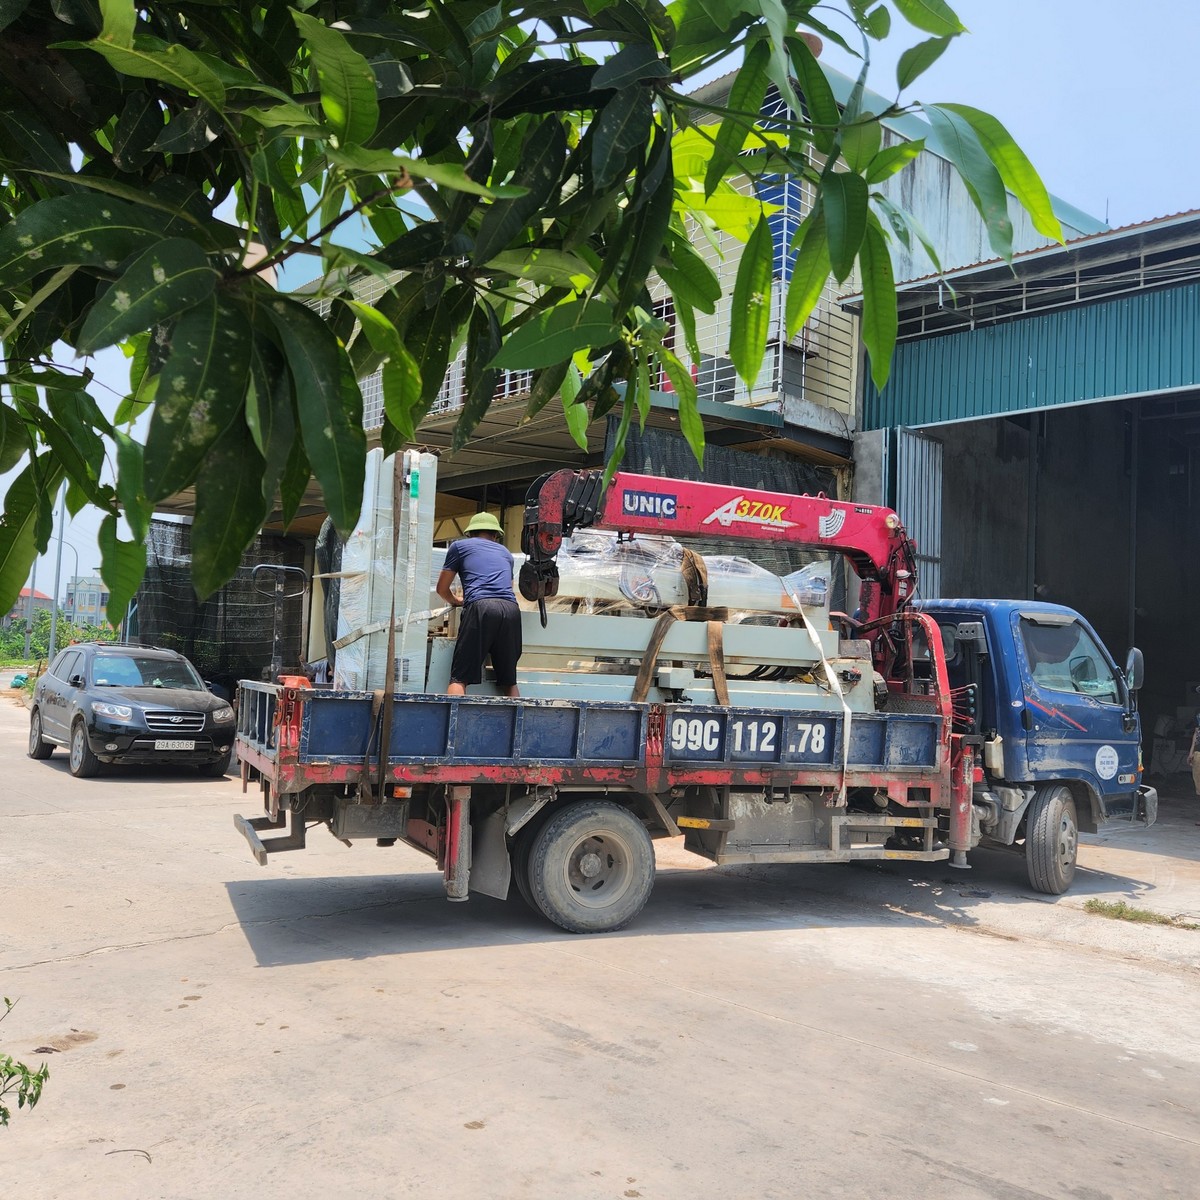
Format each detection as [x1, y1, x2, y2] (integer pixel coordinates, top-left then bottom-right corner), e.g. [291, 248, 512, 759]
[28, 643, 236, 778]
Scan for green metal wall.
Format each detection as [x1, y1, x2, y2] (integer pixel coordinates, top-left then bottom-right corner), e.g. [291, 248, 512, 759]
[863, 281, 1200, 429]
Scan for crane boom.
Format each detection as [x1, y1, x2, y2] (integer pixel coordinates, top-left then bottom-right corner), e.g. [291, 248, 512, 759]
[521, 469, 919, 623]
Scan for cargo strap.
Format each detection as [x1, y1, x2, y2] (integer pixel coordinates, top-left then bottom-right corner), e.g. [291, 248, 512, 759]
[631, 605, 731, 705]
[785, 580, 852, 807]
[331, 606, 449, 651]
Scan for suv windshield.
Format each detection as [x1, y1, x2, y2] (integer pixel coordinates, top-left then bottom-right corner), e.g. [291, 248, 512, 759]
[92, 654, 203, 690]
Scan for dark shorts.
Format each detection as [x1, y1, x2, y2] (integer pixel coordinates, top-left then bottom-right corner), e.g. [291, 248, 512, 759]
[450, 598, 522, 687]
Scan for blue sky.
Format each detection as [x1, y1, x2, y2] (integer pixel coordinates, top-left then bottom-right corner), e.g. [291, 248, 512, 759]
[10, 0, 1198, 610]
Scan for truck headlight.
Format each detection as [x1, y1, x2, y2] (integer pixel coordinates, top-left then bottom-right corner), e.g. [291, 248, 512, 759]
[91, 701, 133, 722]
[212, 706, 235, 723]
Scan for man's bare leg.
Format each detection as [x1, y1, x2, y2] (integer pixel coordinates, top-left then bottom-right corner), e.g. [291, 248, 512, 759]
[447, 681, 466, 696]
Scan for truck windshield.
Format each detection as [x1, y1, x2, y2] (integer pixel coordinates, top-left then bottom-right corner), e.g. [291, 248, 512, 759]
[1019, 620, 1119, 704]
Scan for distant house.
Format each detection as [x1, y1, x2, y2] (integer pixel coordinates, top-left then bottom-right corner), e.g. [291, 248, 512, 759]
[3, 587, 53, 627]
[65, 575, 109, 627]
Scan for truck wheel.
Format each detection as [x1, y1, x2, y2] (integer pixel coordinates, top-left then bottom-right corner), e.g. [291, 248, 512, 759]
[528, 801, 655, 934]
[1025, 784, 1078, 895]
[510, 826, 537, 909]
[27, 708, 54, 759]
[68, 718, 100, 779]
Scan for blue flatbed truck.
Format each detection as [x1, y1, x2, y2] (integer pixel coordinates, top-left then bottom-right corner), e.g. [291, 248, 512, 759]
[232, 472, 1154, 934]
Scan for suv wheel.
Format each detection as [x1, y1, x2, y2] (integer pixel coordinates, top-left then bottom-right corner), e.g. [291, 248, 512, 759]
[28, 708, 54, 759]
[68, 718, 100, 778]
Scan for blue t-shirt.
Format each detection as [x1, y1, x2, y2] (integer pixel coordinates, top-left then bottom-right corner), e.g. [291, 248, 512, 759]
[443, 537, 517, 604]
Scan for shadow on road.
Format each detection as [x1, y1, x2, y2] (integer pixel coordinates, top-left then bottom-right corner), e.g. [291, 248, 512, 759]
[223, 842, 1158, 968]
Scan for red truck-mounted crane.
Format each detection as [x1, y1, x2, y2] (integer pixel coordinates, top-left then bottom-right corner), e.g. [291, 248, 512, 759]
[236, 467, 986, 933]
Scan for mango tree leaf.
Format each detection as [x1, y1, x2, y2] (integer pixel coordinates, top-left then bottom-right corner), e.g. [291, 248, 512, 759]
[865, 139, 924, 184]
[293, 11, 380, 146]
[896, 36, 952, 91]
[0, 454, 64, 614]
[524, 360, 571, 420]
[892, 0, 965, 36]
[492, 299, 620, 370]
[279, 436, 310, 530]
[785, 210, 830, 339]
[659, 235, 721, 314]
[704, 38, 769, 197]
[863, 3, 891, 38]
[0, 0, 33, 34]
[382, 344, 423, 445]
[98, 513, 146, 629]
[728, 212, 772, 387]
[592, 44, 670, 90]
[561, 364, 588, 450]
[247, 337, 295, 508]
[936, 103, 1064, 242]
[859, 218, 898, 390]
[0, 194, 161, 288]
[659, 344, 704, 466]
[111, 91, 163, 172]
[922, 104, 1013, 258]
[191, 423, 269, 599]
[76, 238, 216, 353]
[266, 296, 365, 534]
[591, 88, 652, 190]
[452, 302, 502, 451]
[97, 0, 136, 46]
[113, 430, 151, 543]
[84, 36, 228, 111]
[617, 138, 676, 309]
[634, 344, 651, 430]
[486, 247, 594, 290]
[824, 170, 868, 281]
[473, 118, 566, 264]
[603, 393, 635, 484]
[841, 115, 881, 173]
[143, 295, 252, 501]
[0, 401, 30, 473]
[789, 36, 839, 156]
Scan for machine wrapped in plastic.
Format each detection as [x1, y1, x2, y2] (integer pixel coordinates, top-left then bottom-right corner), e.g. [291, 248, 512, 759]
[330, 448, 438, 691]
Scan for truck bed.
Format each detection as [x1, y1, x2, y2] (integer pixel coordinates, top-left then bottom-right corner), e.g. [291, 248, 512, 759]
[236, 681, 947, 797]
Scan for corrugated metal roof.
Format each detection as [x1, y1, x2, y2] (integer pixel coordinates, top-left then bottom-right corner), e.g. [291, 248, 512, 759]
[843, 209, 1200, 306]
[862, 279, 1200, 430]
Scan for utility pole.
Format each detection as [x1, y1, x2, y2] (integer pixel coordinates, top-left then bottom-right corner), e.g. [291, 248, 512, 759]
[22, 558, 37, 659]
[47, 486, 67, 660]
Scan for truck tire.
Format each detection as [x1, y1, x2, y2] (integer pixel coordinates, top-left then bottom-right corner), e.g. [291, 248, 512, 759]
[509, 821, 538, 910]
[1025, 784, 1078, 895]
[68, 717, 100, 779]
[528, 801, 655, 934]
[27, 708, 54, 759]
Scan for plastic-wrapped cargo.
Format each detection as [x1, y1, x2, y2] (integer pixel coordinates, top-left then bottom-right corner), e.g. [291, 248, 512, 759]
[332, 449, 438, 691]
[507, 530, 829, 617]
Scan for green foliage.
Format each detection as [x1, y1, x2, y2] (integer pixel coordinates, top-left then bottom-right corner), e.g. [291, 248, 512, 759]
[0, 606, 117, 664]
[0, 0, 1058, 615]
[0, 998, 49, 1127]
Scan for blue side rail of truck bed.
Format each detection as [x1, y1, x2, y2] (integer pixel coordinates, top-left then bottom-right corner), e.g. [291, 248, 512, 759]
[235, 681, 949, 802]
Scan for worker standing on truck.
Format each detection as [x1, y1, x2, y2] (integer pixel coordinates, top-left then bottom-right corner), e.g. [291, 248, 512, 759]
[437, 513, 522, 698]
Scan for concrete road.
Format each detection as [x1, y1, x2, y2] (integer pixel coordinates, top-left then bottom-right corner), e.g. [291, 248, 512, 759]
[2, 695, 1198, 1200]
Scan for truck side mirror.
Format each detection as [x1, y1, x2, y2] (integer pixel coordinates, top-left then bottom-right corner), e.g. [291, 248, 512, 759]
[1124, 647, 1144, 692]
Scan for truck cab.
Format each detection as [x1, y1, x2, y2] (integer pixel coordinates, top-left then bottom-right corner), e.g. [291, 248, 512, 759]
[918, 599, 1155, 892]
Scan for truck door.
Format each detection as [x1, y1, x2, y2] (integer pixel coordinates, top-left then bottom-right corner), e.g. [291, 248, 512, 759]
[1017, 613, 1137, 818]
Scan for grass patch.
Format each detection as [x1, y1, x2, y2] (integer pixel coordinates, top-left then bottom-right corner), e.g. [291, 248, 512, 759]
[1083, 899, 1200, 931]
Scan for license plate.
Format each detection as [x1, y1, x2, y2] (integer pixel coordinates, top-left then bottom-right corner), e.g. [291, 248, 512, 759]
[154, 739, 196, 751]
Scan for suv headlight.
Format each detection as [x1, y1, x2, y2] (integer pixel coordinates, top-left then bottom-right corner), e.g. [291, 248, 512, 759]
[91, 701, 133, 722]
[212, 706, 235, 723]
